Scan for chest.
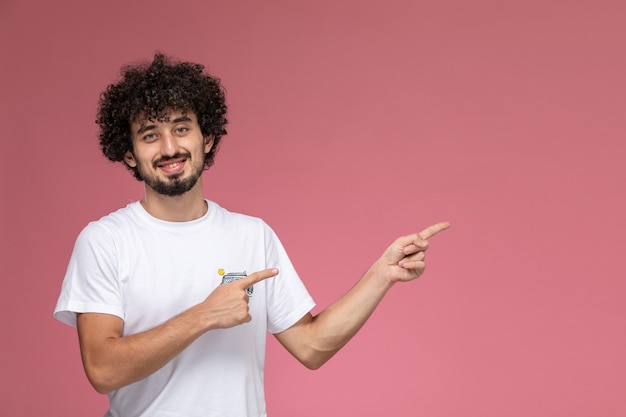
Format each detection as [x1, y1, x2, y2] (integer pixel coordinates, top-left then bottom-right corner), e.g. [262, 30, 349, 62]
[117, 227, 267, 334]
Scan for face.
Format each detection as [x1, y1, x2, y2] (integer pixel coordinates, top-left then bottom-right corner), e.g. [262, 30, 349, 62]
[125, 111, 213, 197]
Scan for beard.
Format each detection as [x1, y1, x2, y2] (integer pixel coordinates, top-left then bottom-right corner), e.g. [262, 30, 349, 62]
[136, 153, 204, 197]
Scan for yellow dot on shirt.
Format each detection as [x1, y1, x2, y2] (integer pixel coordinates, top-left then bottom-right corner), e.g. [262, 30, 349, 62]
[217, 268, 225, 276]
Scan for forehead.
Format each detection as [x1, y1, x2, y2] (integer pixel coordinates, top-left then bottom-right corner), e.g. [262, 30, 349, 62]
[131, 109, 198, 131]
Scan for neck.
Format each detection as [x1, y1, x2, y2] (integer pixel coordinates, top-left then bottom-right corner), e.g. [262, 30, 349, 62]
[140, 180, 208, 222]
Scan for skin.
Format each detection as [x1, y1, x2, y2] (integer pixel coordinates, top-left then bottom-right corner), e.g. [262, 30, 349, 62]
[77, 111, 451, 394]
[122, 111, 212, 222]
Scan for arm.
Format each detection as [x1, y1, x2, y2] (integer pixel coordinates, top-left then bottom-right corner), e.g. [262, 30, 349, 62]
[274, 222, 450, 369]
[77, 268, 278, 394]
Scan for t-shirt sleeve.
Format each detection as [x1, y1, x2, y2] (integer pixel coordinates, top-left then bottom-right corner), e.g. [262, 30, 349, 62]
[263, 222, 315, 334]
[53, 222, 125, 327]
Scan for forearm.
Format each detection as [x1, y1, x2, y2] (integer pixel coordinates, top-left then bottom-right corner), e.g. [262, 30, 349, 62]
[312, 264, 392, 349]
[78, 305, 209, 394]
[278, 260, 394, 369]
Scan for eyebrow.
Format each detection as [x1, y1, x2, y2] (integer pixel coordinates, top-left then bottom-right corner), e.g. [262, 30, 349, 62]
[136, 124, 157, 135]
[135, 115, 193, 135]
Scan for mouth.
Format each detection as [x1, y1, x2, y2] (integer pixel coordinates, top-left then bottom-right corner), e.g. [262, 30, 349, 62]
[156, 157, 187, 175]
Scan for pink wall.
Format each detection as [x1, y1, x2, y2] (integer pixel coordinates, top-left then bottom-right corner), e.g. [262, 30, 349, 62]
[1, 0, 624, 415]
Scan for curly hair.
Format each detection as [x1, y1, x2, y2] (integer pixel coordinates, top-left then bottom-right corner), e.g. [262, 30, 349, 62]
[96, 53, 228, 180]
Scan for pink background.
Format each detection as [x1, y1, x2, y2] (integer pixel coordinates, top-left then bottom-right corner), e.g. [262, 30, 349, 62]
[1, 0, 624, 415]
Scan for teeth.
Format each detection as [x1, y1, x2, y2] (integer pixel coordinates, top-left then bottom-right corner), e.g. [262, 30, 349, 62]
[165, 162, 180, 168]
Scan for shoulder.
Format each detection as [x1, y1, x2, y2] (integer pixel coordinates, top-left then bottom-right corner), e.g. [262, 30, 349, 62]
[76, 203, 140, 244]
[209, 200, 269, 231]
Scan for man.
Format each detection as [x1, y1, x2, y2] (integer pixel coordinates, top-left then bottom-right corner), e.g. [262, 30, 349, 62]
[54, 53, 449, 417]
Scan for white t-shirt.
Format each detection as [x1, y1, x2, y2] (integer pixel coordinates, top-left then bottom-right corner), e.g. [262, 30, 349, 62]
[54, 200, 315, 417]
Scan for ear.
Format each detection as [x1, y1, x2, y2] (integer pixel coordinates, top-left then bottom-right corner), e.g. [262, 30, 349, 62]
[204, 135, 214, 154]
[124, 150, 137, 168]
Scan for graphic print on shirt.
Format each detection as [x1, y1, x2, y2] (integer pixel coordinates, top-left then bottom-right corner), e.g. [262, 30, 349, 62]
[218, 269, 253, 296]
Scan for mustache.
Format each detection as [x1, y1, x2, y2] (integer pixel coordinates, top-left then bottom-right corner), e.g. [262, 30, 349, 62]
[153, 152, 191, 168]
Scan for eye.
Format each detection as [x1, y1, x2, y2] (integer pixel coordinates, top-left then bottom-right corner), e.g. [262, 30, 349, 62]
[143, 133, 158, 142]
[174, 127, 189, 135]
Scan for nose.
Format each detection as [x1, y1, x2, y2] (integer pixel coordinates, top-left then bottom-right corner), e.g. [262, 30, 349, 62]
[160, 132, 179, 157]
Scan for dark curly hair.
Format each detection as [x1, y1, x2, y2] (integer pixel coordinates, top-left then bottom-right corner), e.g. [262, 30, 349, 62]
[96, 53, 228, 180]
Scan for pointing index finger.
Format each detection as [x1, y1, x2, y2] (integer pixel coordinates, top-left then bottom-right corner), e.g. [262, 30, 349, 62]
[239, 268, 279, 287]
[417, 221, 451, 240]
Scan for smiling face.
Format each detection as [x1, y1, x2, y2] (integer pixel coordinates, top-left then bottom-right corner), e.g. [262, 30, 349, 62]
[125, 110, 213, 197]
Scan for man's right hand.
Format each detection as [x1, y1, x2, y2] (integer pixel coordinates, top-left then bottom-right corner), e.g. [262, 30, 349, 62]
[200, 268, 279, 329]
